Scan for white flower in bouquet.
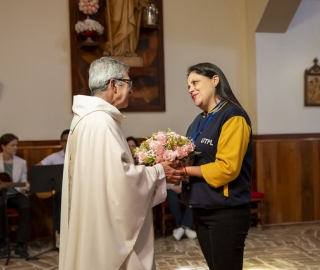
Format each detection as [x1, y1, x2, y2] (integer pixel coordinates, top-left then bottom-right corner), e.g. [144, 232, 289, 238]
[75, 18, 104, 35]
[79, 0, 100, 15]
[134, 128, 199, 166]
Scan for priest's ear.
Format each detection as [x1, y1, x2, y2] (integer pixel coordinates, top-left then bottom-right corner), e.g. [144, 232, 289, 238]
[109, 79, 117, 93]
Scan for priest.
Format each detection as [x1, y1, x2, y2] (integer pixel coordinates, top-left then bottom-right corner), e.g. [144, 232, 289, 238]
[59, 56, 184, 270]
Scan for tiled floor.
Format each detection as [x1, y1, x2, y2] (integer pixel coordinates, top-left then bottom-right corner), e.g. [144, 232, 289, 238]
[0, 222, 319, 269]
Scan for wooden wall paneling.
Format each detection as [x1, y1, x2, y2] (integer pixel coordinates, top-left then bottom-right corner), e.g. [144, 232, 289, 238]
[251, 141, 258, 191]
[255, 141, 279, 224]
[12, 134, 320, 238]
[18, 140, 60, 147]
[254, 140, 272, 224]
[254, 136, 320, 226]
[17, 145, 61, 168]
[299, 140, 315, 221]
[312, 140, 320, 220]
[278, 141, 301, 223]
[269, 142, 282, 224]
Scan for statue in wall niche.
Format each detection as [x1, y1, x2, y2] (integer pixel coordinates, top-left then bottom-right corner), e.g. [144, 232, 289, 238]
[103, 0, 149, 67]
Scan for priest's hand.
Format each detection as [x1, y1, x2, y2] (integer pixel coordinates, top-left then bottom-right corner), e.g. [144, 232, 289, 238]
[160, 160, 184, 184]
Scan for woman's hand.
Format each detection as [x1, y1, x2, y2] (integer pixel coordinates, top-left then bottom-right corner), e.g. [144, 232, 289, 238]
[160, 160, 184, 184]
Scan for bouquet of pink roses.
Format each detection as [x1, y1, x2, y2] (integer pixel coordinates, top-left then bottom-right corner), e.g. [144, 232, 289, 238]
[134, 128, 198, 166]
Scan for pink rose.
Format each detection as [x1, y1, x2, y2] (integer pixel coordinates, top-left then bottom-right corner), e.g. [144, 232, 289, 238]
[155, 133, 167, 145]
[184, 142, 195, 152]
[135, 151, 147, 164]
[163, 150, 177, 161]
[147, 139, 160, 150]
[176, 146, 188, 159]
[155, 145, 165, 156]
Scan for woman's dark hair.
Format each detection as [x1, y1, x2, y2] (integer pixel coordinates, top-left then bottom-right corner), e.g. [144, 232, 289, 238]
[187, 62, 242, 107]
[126, 136, 139, 147]
[0, 133, 19, 150]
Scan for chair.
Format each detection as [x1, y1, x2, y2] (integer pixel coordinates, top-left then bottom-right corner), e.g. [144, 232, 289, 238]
[158, 199, 184, 237]
[0, 208, 20, 265]
[250, 191, 265, 229]
[7, 208, 19, 234]
[0, 173, 27, 264]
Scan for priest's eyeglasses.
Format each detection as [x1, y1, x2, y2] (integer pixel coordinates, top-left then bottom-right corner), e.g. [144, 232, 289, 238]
[91, 78, 132, 91]
[114, 78, 133, 88]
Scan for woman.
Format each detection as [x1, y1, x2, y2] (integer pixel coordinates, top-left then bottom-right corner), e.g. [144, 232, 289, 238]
[182, 63, 253, 270]
[0, 133, 30, 258]
[126, 136, 139, 165]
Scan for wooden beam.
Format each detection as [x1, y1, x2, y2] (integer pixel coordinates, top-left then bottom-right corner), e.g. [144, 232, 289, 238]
[256, 0, 302, 33]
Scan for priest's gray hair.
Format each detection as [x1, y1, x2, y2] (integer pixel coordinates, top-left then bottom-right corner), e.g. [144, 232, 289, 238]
[89, 57, 130, 96]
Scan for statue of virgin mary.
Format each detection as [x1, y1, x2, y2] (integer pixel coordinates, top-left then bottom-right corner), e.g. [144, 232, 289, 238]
[104, 0, 149, 58]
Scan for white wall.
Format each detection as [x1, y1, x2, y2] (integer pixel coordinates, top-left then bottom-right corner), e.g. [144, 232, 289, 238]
[123, 0, 250, 137]
[256, 0, 320, 134]
[0, 0, 251, 140]
[0, 0, 319, 140]
[0, 0, 73, 140]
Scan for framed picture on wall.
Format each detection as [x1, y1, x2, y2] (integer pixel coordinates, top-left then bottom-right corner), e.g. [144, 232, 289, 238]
[305, 58, 320, 106]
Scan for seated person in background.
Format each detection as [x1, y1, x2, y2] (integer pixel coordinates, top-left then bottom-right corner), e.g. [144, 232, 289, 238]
[35, 129, 70, 243]
[126, 136, 139, 165]
[37, 129, 70, 166]
[166, 182, 197, 241]
[0, 133, 30, 258]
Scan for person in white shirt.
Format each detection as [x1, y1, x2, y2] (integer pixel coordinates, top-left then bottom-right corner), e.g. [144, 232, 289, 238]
[38, 130, 69, 166]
